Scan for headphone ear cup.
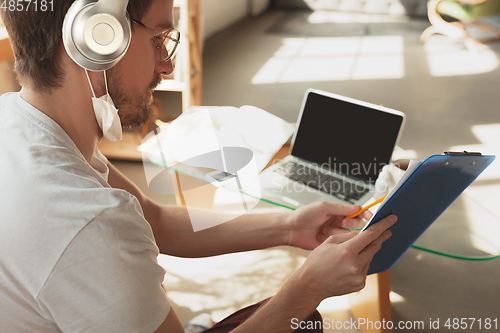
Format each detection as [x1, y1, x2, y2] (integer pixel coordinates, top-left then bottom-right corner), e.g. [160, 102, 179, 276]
[63, 0, 131, 71]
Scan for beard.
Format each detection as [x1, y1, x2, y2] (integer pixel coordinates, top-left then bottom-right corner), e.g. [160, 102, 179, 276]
[104, 69, 163, 129]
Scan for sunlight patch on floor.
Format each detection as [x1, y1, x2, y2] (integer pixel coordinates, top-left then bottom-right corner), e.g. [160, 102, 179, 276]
[447, 123, 500, 256]
[448, 123, 500, 181]
[158, 248, 308, 321]
[307, 10, 410, 24]
[425, 37, 499, 77]
[252, 36, 405, 84]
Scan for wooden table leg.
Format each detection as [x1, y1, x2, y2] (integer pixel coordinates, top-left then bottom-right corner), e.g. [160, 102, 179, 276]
[349, 271, 392, 333]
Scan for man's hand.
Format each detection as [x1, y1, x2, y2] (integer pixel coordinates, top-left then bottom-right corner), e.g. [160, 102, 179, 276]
[285, 201, 373, 250]
[290, 214, 397, 301]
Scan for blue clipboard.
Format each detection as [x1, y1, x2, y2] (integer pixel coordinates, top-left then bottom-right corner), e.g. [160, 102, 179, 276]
[365, 152, 495, 275]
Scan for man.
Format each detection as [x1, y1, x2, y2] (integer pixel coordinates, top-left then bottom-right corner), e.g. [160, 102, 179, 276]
[0, 0, 396, 332]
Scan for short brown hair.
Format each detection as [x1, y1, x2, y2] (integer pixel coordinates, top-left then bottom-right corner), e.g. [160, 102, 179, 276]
[1, 0, 155, 92]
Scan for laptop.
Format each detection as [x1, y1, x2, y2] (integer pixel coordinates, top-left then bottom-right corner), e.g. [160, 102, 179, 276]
[259, 89, 406, 207]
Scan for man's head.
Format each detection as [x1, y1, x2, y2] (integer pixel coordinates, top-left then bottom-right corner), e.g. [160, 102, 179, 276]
[1, 0, 155, 93]
[3, 0, 176, 130]
[104, 0, 175, 128]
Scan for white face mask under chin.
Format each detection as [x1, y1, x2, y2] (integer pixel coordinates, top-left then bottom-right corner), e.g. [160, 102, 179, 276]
[86, 70, 123, 141]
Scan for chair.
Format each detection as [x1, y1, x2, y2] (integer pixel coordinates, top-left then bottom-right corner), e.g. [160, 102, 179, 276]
[421, 0, 500, 49]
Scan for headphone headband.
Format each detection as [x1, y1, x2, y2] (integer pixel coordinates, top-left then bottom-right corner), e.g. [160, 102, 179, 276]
[63, 0, 131, 71]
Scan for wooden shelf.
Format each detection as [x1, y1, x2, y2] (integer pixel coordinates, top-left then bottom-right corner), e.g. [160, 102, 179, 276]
[0, 27, 14, 62]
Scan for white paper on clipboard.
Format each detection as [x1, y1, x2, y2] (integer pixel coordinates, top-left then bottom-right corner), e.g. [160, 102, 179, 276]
[361, 159, 423, 232]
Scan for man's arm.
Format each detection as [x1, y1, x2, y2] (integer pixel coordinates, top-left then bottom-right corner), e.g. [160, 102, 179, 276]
[108, 162, 396, 332]
[152, 214, 396, 333]
[154, 307, 184, 333]
[107, 161, 290, 257]
[230, 214, 395, 333]
[107, 161, 367, 258]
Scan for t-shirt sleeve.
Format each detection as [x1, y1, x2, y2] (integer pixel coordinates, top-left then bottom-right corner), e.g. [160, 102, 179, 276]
[37, 196, 170, 333]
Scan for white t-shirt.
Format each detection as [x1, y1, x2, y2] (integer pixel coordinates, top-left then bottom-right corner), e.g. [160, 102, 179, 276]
[0, 92, 170, 332]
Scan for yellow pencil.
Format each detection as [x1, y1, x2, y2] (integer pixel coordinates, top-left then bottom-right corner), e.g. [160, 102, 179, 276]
[345, 195, 388, 219]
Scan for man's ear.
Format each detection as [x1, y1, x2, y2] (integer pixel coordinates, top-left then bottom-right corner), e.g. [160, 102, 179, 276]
[62, 0, 132, 71]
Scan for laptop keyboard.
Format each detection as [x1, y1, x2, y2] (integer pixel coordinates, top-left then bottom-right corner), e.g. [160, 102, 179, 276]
[274, 162, 369, 203]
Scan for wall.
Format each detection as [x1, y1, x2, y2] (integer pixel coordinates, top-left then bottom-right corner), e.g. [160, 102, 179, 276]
[251, 0, 271, 16]
[201, 0, 271, 43]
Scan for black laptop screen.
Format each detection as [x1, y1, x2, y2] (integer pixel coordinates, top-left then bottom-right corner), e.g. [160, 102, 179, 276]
[290, 91, 404, 184]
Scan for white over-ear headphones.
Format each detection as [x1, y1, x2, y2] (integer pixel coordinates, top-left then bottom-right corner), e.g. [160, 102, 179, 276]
[62, 0, 131, 71]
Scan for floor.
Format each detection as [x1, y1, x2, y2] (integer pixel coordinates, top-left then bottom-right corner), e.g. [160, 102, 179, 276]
[114, 9, 500, 332]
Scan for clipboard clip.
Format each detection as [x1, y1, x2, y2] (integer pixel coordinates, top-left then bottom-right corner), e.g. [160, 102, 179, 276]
[444, 150, 483, 156]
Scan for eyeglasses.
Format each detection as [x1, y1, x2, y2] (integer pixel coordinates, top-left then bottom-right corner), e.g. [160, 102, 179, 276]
[132, 20, 181, 62]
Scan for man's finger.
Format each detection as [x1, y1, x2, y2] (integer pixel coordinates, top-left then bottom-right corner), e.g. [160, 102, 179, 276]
[324, 230, 359, 245]
[341, 206, 374, 229]
[322, 225, 353, 236]
[318, 201, 361, 217]
[358, 210, 373, 220]
[346, 215, 397, 252]
[342, 216, 367, 229]
[359, 229, 392, 262]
